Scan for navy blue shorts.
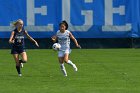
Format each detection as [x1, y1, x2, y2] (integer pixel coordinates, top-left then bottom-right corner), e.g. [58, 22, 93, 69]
[11, 46, 26, 54]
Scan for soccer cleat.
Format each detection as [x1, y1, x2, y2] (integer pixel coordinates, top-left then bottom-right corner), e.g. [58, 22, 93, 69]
[73, 64, 78, 71]
[18, 74, 22, 77]
[20, 63, 24, 68]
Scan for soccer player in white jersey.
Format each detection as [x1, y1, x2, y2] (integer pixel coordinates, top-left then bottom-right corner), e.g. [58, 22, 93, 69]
[52, 21, 81, 76]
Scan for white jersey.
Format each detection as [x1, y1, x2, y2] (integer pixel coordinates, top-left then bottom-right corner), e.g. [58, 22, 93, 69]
[56, 30, 70, 51]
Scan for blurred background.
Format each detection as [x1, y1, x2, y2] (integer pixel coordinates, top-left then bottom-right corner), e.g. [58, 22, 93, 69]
[0, 0, 140, 49]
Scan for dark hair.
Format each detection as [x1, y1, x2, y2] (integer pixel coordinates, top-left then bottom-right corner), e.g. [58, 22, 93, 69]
[59, 20, 68, 30]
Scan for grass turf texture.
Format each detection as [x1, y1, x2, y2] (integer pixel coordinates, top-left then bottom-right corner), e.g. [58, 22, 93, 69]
[0, 49, 140, 93]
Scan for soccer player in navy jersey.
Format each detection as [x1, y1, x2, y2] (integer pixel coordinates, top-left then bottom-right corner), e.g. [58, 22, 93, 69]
[52, 21, 81, 76]
[9, 19, 39, 76]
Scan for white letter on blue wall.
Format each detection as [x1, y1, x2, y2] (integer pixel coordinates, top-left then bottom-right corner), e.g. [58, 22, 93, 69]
[102, 0, 132, 31]
[62, 0, 93, 31]
[26, 0, 53, 31]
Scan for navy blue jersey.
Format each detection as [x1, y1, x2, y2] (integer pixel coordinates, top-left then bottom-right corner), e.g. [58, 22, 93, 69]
[11, 28, 26, 54]
[13, 28, 25, 47]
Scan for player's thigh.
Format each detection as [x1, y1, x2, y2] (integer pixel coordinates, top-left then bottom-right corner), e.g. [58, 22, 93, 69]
[20, 52, 27, 62]
[64, 49, 71, 62]
[12, 54, 19, 63]
[64, 53, 69, 62]
[58, 57, 64, 64]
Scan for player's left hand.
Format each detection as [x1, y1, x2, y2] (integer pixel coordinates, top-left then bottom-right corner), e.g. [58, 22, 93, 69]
[76, 45, 81, 49]
[35, 41, 39, 47]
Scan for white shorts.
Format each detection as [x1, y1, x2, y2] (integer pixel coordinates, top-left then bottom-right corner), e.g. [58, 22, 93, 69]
[58, 49, 71, 57]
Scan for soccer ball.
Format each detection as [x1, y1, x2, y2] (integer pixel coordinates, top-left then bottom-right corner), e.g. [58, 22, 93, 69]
[52, 43, 61, 51]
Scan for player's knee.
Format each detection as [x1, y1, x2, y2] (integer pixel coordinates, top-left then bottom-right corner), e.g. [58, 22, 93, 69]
[64, 59, 68, 63]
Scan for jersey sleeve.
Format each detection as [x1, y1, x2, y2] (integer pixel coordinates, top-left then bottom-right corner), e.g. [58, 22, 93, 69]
[56, 30, 60, 37]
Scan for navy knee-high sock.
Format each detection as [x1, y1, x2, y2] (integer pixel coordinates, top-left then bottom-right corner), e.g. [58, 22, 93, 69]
[19, 59, 26, 63]
[16, 66, 21, 74]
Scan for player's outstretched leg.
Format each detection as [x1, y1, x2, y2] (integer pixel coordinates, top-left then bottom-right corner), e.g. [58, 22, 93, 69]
[19, 59, 27, 68]
[67, 60, 78, 71]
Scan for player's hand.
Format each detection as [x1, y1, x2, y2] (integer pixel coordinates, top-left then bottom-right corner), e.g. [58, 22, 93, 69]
[51, 36, 57, 42]
[76, 45, 81, 49]
[51, 37, 55, 41]
[35, 41, 39, 47]
[9, 40, 14, 44]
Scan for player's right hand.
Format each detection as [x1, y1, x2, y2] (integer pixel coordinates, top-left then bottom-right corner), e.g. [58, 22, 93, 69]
[51, 36, 57, 42]
[9, 40, 14, 44]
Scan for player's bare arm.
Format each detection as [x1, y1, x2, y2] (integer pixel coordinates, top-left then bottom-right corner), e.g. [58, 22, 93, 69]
[9, 31, 15, 44]
[69, 32, 81, 48]
[24, 30, 39, 47]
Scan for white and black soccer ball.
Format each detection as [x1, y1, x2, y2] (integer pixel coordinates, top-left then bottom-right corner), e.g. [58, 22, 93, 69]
[52, 43, 61, 51]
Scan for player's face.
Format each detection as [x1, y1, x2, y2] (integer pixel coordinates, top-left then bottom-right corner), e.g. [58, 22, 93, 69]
[60, 24, 66, 32]
[17, 21, 24, 29]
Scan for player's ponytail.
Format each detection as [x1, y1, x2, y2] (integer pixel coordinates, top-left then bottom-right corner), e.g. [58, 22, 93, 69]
[10, 19, 23, 27]
[10, 21, 17, 27]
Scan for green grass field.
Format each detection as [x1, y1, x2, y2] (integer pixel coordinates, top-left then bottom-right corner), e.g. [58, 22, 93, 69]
[0, 49, 140, 93]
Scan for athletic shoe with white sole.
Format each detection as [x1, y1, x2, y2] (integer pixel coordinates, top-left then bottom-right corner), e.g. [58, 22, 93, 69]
[18, 74, 22, 77]
[20, 63, 24, 68]
[73, 64, 78, 71]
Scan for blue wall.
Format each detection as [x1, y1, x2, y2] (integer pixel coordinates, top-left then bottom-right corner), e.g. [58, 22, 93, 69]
[0, 0, 140, 38]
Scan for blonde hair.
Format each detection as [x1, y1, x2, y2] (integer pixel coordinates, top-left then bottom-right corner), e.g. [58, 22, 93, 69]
[10, 19, 23, 27]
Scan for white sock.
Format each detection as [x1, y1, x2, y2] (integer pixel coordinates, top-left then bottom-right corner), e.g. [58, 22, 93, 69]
[60, 63, 67, 76]
[67, 60, 78, 71]
[67, 60, 75, 67]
